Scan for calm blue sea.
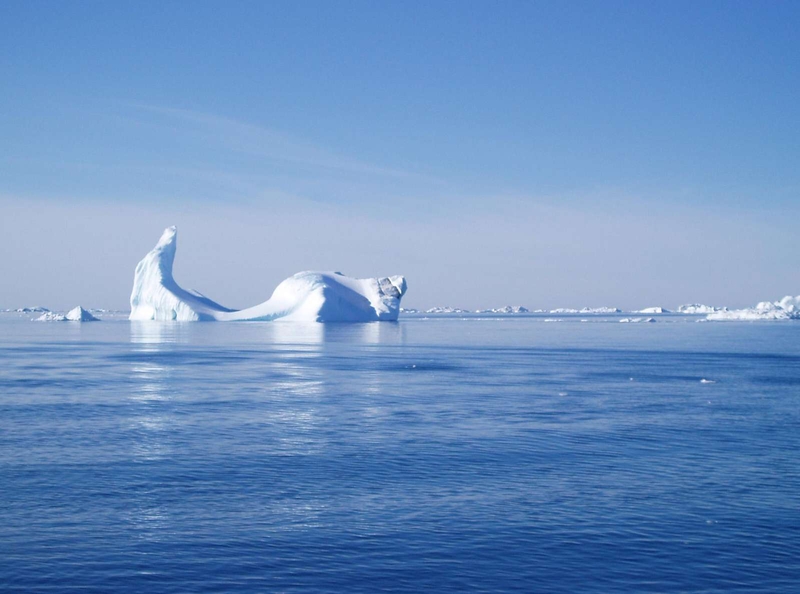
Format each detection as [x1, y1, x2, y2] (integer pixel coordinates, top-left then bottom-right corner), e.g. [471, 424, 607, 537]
[1, 314, 799, 593]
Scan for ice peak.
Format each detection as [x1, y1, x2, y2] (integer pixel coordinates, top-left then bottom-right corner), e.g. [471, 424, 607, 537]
[137, 226, 178, 283]
[66, 306, 99, 322]
[157, 225, 177, 246]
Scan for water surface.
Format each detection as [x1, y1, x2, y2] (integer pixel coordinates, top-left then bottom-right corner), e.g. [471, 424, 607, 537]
[1, 315, 798, 592]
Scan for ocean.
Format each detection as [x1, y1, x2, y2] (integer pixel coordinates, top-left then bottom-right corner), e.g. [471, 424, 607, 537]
[1, 314, 799, 592]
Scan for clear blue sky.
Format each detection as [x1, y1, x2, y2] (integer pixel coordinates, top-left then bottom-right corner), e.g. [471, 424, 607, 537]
[1, 1, 798, 310]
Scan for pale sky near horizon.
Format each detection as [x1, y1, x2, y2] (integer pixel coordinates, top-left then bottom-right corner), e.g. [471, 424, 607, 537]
[1, 1, 798, 310]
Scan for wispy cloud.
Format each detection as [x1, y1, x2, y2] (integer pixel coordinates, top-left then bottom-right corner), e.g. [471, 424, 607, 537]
[132, 104, 437, 182]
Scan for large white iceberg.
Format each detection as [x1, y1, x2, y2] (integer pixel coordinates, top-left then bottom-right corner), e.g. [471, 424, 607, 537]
[707, 296, 800, 321]
[129, 226, 407, 322]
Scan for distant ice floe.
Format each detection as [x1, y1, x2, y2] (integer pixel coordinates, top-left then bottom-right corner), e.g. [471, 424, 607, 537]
[637, 307, 669, 314]
[6, 306, 51, 313]
[129, 226, 407, 322]
[475, 306, 530, 314]
[581, 307, 621, 314]
[706, 296, 800, 321]
[424, 306, 471, 314]
[550, 306, 621, 314]
[619, 317, 656, 323]
[36, 306, 99, 322]
[677, 304, 726, 314]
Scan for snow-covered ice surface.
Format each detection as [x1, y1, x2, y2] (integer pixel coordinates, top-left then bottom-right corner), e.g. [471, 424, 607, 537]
[129, 226, 407, 322]
[707, 296, 800, 321]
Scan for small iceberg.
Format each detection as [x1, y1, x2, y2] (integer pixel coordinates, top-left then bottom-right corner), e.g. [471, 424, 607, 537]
[637, 307, 669, 314]
[129, 226, 407, 322]
[36, 312, 66, 322]
[707, 296, 800, 321]
[66, 306, 100, 321]
[677, 304, 725, 314]
[580, 306, 621, 314]
[619, 317, 656, 323]
[550, 306, 620, 314]
[36, 306, 99, 322]
[475, 306, 530, 314]
[425, 306, 470, 314]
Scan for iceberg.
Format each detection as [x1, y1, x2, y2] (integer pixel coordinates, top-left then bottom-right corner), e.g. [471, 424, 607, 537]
[637, 307, 669, 314]
[35, 306, 99, 322]
[706, 296, 800, 321]
[66, 306, 99, 321]
[129, 226, 407, 322]
[424, 306, 471, 314]
[580, 307, 621, 314]
[677, 304, 725, 314]
[36, 312, 66, 322]
[475, 306, 530, 314]
[549, 307, 620, 314]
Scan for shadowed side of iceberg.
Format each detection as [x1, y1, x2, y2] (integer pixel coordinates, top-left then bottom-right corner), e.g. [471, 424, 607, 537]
[129, 226, 407, 322]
